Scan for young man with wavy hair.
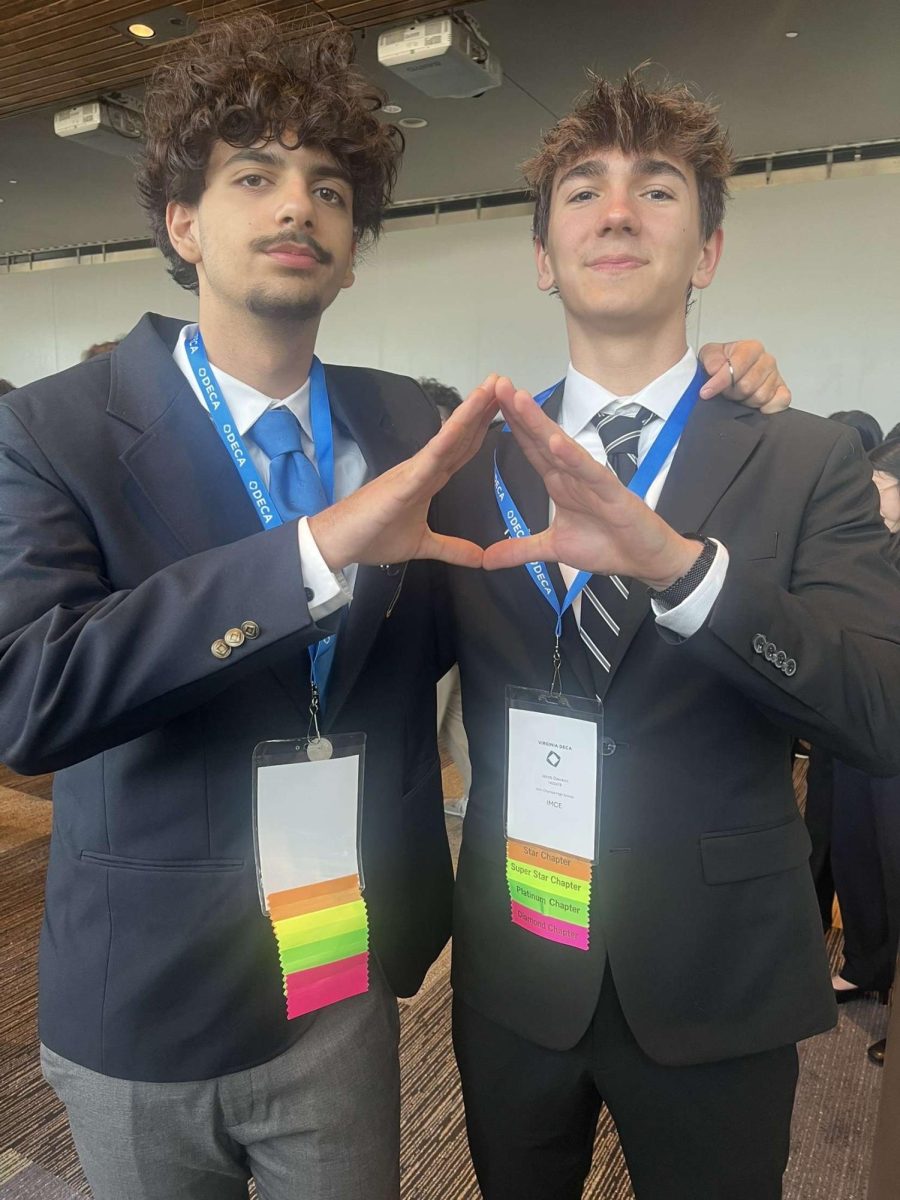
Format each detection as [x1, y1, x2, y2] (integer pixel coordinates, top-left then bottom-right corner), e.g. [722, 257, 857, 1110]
[0, 16, 790, 1198]
[430, 72, 900, 1199]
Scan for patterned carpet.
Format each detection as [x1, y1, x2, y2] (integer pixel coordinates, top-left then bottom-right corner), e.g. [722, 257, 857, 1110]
[0, 762, 888, 1199]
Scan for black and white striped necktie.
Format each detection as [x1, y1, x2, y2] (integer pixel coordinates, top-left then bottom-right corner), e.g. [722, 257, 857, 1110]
[578, 407, 654, 689]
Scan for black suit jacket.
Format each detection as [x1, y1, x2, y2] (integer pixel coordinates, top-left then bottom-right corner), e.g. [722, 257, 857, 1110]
[0, 313, 452, 1081]
[434, 388, 900, 1066]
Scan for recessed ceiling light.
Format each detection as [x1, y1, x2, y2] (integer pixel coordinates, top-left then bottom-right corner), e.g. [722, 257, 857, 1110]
[785, 30, 799, 38]
[382, 103, 402, 115]
[399, 117, 428, 129]
[115, 7, 196, 46]
[8, 179, 17, 184]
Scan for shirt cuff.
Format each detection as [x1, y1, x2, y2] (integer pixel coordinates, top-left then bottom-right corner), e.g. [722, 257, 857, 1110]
[652, 540, 728, 638]
[297, 517, 354, 620]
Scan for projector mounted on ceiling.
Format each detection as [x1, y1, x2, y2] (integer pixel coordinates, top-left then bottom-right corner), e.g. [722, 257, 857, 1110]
[377, 12, 502, 100]
[53, 95, 144, 157]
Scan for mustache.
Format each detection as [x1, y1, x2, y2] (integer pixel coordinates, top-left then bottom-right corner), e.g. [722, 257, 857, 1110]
[253, 233, 333, 265]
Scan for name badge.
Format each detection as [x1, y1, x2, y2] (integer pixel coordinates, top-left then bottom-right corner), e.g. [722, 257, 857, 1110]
[253, 735, 369, 1019]
[504, 686, 602, 951]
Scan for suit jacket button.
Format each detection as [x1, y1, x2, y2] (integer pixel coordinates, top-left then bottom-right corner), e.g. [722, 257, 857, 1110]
[224, 627, 245, 648]
[774, 650, 787, 669]
[241, 620, 260, 639]
[752, 634, 767, 654]
[764, 641, 778, 662]
[784, 658, 797, 676]
[211, 639, 231, 659]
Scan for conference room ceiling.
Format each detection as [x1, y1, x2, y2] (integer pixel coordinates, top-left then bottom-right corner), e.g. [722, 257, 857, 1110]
[1, 0, 898, 255]
[0, 0, 469, 122]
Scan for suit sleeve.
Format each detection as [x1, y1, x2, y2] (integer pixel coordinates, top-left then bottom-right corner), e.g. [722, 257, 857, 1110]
[675, 430, 900, 775]
[0, 405, 335, 774]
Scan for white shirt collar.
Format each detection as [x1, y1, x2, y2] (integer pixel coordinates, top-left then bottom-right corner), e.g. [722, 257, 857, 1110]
[559, 347, 698, 439]
[173, 322, 312, 439]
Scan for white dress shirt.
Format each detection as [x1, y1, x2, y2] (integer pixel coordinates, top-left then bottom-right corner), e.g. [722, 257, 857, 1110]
[173, 324, 360, 619]
[557, 348, 728, 638]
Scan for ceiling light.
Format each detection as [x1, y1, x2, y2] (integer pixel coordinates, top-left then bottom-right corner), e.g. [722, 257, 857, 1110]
[785, 30, 799, 38]
[9, 179, 18, 184]
[399, 117, 428, 129]
[115, 7, 196, 47]
[382, 103, 402, 115]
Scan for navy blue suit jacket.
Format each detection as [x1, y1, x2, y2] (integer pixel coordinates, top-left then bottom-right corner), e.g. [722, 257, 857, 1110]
[0, 313, 453, 1081]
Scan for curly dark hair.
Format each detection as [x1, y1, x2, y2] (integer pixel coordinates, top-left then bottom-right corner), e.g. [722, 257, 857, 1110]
[524, 70, 734, 248]
[136, 14, 403, 292]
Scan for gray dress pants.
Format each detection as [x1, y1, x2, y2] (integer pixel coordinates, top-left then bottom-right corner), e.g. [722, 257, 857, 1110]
[41, 965, 400, 1200]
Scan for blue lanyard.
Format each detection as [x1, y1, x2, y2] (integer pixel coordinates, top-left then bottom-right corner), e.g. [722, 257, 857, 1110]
[493, 362, 706, 636]
[185, 328, 337, 693]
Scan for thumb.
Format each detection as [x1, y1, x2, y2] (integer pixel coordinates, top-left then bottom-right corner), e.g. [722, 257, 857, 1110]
[415, 529, 485, 569]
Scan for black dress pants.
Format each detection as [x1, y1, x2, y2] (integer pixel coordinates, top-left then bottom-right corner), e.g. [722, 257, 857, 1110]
[453, 967, 798, 1200]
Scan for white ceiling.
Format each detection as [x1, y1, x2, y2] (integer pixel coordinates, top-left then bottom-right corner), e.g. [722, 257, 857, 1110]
[1, 0, 898, 255]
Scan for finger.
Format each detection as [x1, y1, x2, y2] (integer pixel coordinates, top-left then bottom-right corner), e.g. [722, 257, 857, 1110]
[758, 380, 791, 414]
[720, 340, 765, 382]
[443, 388, 500, 465]
[546, 431, 624, 493]
[442, 384, 499, 450]
[697, 344, 728, 398]
[700, 341, 772, 400]
[720, 356, 773, 404]
[415, 529, 485, 569]
[497, 389, 568, 478]
[402, 391, 497, 498]
[699, 357, 733, 400]
[742, 368, 779, 411]
[730, 362, 777, 407]
[482, 530, 555, 571]
[469, 373, 499, 403]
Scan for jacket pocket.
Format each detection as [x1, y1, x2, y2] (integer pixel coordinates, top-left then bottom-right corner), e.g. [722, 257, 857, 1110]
[80, 850, 244, 873]
[700, 814, 810, 885]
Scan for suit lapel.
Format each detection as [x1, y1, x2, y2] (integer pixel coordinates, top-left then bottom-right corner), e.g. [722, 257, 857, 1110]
[495, 386, 597, 700]
[654, 395, 763, 535]
[111, 314, 261, 555]
[320, 368, 420, 727]
[591, 397, 763, 695]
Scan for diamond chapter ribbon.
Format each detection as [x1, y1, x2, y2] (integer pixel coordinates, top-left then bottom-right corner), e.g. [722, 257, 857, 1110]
[506, 837, 592, 951]
[268, 873, 369, 1019]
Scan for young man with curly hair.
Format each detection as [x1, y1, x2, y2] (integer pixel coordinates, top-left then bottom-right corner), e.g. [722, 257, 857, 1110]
[0, 15, 791, 1198]
[429, 74, 900, 1199]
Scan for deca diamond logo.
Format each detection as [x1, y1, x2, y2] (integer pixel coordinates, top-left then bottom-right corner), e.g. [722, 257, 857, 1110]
[546, 750, 561, 768]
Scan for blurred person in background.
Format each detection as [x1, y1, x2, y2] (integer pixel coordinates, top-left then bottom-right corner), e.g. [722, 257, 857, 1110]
[804, 408, 885, 930]
[830, 438, 900, 1066]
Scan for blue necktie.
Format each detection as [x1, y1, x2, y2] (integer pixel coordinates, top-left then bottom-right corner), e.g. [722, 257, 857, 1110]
[250, 407, 336, 703]
[250, 408, 328, 519]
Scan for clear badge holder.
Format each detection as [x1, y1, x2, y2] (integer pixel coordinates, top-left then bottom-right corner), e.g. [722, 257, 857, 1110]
[252, 734, 369, 1020]
[503, 685, 603, 952]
